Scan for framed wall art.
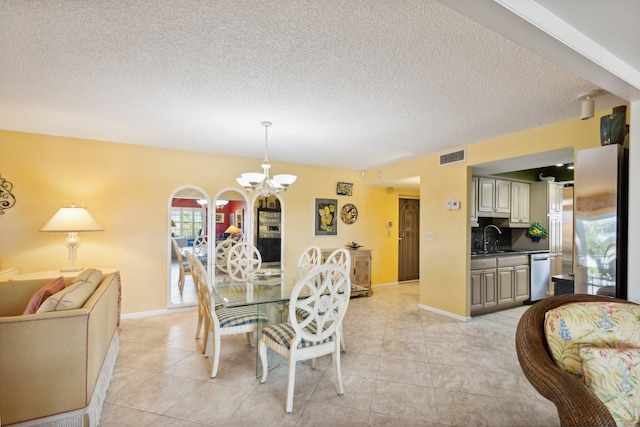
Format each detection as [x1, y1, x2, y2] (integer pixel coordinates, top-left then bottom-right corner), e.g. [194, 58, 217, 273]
[340, 203, 358, 224]
[235, 209, 244, 231]
[314, 198, 338, 236]
[336, 181, 353, 196]
[215, 213, 224, 223]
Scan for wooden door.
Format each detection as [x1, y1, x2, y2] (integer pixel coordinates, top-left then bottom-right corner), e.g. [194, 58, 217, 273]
[398, 198, 420, 282]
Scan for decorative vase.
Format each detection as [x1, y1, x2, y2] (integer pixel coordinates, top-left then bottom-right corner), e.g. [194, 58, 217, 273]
[531, 237, 541, 242]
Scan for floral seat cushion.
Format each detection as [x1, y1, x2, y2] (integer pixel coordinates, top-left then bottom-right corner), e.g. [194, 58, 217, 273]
[580, 347, 640, 426]
[544, 302, 640, 378]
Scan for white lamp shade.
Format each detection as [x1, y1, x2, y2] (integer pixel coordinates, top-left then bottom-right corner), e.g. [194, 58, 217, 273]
[41, 206, 104, 233]
[241, 172, 266, 185]
[273, 174, 297, 187]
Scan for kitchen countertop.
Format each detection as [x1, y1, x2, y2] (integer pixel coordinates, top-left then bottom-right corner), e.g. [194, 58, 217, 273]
[470, 249, 549, 258]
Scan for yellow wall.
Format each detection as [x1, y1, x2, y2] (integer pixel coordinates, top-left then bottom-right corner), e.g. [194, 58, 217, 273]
[0, 131, 409, 314]
[367, 113, 608, 317]
[0, 111, 612, 317]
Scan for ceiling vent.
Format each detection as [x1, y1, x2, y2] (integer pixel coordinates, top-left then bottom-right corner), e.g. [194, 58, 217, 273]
[439, 149, 466, 166]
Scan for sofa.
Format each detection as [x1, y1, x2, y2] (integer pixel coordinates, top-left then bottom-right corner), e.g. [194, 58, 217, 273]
[516, 293, 640, 427]
[0, 269, 121, 426]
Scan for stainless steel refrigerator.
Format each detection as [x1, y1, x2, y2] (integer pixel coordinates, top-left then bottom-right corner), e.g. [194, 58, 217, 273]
[574, 144, 628, 298]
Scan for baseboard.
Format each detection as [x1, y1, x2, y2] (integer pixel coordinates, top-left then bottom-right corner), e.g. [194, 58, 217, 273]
[121, 305, 197, 320]
[418, 304, 471, 322]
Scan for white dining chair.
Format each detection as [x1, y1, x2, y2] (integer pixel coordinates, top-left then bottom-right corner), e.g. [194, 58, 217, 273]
[171, 237, 192, 295]
[324, 248, 351, 351]
[190, 253, 269, 377]
[192, 235, 208, 258]
[214, 236, 246, 274]
[259, 263, 351, 413]
[227, 243, 262, 281]
[297, 245, 321, 276]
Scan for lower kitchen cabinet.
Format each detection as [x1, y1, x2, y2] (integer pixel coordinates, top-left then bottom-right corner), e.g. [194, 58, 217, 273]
[471, 268, 497, 311]
[472, 255, 529, 314]
[470, 257, 497, 312]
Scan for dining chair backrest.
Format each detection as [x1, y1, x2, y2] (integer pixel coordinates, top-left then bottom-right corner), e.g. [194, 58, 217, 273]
[325, 248, 351, 276]
[193, 235, 208, 257]
[297, 245, 321, 276]
[227, 243, 262, 281]
[289, 263, 351, 344]
[214, 236, 247, 273]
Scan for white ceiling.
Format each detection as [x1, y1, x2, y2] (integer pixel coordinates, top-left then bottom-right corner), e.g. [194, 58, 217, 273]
[1, 1, 638, 177]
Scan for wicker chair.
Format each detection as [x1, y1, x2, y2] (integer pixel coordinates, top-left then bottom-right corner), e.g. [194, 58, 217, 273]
[515, 293, 638, 427]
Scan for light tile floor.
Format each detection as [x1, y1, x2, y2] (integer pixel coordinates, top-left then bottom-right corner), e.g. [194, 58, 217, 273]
[102, 283, 560, 426]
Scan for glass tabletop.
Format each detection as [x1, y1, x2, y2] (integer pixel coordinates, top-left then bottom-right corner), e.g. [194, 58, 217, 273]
[213, 269, 298, 307]
[213, 269, 369, 307]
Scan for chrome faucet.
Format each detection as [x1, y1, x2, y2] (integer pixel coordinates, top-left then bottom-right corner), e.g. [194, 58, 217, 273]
[483, 224, 502, 252]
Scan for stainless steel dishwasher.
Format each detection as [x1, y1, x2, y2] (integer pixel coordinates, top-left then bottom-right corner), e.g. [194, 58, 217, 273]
[530, 253, 551, 302]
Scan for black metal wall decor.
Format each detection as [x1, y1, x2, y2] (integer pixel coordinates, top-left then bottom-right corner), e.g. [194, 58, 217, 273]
[0, 175, 16, 214]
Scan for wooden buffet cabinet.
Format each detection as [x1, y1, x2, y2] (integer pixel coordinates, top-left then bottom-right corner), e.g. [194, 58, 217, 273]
[321, 248, 372, 296]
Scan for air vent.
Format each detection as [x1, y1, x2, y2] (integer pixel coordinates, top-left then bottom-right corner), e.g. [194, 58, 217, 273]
[439, 149, 466, 166]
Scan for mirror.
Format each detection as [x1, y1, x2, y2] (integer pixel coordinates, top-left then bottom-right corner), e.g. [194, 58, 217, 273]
[253, 194, 283, 268]
[213, 188, 250, 283]
[168, 185, 210, 308]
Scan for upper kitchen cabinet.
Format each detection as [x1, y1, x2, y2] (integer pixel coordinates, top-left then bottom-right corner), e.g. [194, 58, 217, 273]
[471, 177, 479, 227]
[478, 177, 510, 217]
[510, 182, 530, 227]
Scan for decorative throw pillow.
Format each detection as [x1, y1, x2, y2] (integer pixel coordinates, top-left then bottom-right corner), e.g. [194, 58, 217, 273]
[37, 269, 103, 313]
[580, 347, 640, 426]
[23, 276, 66, 314]
[72, 268, 102, 286]
[544, 302, 640, 377]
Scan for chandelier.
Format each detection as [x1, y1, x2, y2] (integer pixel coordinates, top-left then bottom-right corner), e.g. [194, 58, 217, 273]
[236, 121, 297, 197]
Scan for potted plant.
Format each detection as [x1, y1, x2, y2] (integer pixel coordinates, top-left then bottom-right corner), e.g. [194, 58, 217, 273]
[526, 221, 548, 242]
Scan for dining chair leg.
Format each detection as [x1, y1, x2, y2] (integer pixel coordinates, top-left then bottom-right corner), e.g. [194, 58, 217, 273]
[339, 324, 346, 352]
[245, 331, 253, 347]
[195, 313, 203, 339]
[210, 332, 222, 378]
[259, 340, 269, 383]
[286, 352, 297, 414]
[333, 345, 344, 396]
[202, 326, 211, 357]
[178, 271, 184, 295]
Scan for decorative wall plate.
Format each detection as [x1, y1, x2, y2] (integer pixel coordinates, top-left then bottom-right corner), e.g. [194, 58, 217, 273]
[340, 203, 358, 224]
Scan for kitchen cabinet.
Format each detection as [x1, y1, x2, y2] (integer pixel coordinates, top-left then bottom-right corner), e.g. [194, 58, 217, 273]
[497, 259, 530, 305]
[321, 248, 372, 295]
[549, 214, 562, 278]
[471, 177, 478, 227]
[530, 181, 564, 282]
[472, 255, 529, 314]
[470, 257, 497, 312]
[477, 177, 510, 216]
[548, 182, 563, 214]
[509, 182, 530, 227]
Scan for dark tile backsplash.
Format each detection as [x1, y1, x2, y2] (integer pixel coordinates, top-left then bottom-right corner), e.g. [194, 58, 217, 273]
[471, 218, 512, 251]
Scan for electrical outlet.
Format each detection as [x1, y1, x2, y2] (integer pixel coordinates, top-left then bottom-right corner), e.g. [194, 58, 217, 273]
[426, 232, 433, 241]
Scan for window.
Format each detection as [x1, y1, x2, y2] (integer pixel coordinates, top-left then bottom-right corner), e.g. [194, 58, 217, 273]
[171, 208, 205, 237]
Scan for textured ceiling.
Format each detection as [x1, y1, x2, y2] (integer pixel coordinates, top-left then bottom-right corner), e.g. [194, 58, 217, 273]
[0, 0, 633, 172]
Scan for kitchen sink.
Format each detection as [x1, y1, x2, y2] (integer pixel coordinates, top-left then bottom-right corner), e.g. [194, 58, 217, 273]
[471, 250, 515, 256]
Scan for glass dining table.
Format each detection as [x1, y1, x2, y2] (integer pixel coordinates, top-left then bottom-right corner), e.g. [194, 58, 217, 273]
[212, 266, 368, 376]
[212, 267, 298, 375]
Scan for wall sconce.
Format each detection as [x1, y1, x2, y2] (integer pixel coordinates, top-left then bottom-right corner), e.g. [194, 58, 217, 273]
[41, 205, 104, 272]
[578, 90, 601, 120]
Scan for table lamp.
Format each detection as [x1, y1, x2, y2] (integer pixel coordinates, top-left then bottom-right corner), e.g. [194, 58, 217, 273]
[41, 205, 104, 272]
[225, 225, 240, 238]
